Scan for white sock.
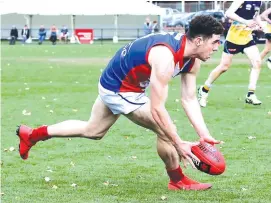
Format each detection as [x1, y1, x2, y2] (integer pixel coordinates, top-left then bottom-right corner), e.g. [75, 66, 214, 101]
[248, 67, 260, 91]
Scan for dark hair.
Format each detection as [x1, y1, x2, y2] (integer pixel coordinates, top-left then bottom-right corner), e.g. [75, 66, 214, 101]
[186, 15, 224, 40]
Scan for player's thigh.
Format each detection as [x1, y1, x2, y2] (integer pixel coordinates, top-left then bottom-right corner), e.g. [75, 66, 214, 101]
[243, 45, 261, 67]
[265, 33, 271, 50]
[124, 101, 167, 138]
[86, 96, 120, 136]
[265, 38, 271, 51]
[220, 52, 233, 68]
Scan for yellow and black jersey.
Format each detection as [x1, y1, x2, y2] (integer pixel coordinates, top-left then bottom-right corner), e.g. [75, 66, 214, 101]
[226, 1, 262, 45]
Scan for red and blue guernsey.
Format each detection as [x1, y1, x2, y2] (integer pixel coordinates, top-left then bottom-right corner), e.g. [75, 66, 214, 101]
[100, 32, 195, 93]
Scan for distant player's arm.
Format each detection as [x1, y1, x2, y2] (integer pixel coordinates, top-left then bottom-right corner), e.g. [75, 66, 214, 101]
[180, 59, 221, 145]
[261, 8, 271, 24]
[148, 46, 200, 166]
[255, 13, 264, 31]
[225, 0, 257, 28]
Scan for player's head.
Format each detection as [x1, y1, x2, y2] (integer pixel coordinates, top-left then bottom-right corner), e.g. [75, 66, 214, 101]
[186, 15, 224, 61]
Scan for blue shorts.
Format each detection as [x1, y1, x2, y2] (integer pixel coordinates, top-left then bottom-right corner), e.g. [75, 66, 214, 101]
[223, 40, 256, 55]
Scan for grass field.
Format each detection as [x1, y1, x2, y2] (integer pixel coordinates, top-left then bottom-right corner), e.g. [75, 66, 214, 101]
[1, 41, 271, 203]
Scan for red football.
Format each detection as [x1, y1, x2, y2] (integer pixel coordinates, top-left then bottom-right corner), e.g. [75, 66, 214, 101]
[191, 142, 226, 175]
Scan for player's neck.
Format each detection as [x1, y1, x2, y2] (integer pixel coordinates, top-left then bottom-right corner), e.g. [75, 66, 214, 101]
[183, 39, 198, 59]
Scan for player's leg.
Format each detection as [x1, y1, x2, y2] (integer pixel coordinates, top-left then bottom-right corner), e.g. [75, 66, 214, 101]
[47, 96, 119, 139]
[260, 35, 271, 60]
[17, 96, 120, 159]
[125, 102, 212, 190]
[198, 51, 234, 107]
[243, 45, 262, 105]
[125, 102, 179, 169]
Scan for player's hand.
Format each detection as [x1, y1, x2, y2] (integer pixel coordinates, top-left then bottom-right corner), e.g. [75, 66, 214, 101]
[245, 20, 258, 28]
[175, 140, 200, 169]
[200, 135, 222, 145]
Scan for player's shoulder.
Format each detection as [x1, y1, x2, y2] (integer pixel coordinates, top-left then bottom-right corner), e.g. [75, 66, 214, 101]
[148, 45, 174, 64]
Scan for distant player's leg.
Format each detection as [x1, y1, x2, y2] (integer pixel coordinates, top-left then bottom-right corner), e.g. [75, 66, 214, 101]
[260, 36, 271, 61]
[244, 45, 262, 105]
[198, 51, 233, 107]
[125, 101, 212, 191]
[16, 96, 120, 160]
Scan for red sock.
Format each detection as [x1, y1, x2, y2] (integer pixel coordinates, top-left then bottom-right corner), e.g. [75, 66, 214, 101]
[167, 166, 184, 183]
[167, 166, 199, 184]
[29, 126, 50, 143]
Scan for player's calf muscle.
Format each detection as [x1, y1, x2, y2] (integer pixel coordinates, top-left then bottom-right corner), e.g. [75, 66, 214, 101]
[82, 130, 106, 140]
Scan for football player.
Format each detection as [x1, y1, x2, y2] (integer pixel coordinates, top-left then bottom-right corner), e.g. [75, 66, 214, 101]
[198, 0, 264, 107]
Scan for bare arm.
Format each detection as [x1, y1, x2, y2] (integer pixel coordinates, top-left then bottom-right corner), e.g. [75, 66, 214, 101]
[148, 46, 181, 145]
[148, 45, 200, 166]
[255, 13, 264, 30]
[225, 0, 246, 24]
[225, 0, 257, 28]
[181, 59, 220, 144]
[261, 8, 271, 24]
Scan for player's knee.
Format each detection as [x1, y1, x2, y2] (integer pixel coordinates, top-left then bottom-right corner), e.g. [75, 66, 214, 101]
[252, 58, 262, 69]
[220, 63, 230, 72]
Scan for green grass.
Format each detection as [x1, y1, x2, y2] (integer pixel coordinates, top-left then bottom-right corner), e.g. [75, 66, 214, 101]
[1, 41, 271, 203]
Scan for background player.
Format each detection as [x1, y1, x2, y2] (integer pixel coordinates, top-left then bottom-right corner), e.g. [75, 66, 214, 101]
[198, 0, 263, 107]
[260, 7, 271, 67]
[16, 16, 223, 191]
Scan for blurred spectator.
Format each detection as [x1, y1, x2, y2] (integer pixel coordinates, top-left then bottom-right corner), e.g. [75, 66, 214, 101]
[152, 20, 160, 33]
[38, 25, 46, 45]
[60, 25, 69, 43]
[9, 25, 18, 45]
[49, 25, 57, 45]
[21, 25, 30, 44]
[143, 18, 152, 35]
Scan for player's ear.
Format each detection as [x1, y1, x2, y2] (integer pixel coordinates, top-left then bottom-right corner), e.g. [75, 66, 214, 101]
[194, 36, 203, 46]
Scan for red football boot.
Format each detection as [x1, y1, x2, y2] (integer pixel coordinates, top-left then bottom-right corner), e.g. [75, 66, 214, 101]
[16, 125, 35, 160]
[168, 175, 212, 191]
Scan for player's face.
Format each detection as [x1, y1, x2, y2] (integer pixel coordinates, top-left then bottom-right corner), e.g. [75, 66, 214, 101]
[198, 34, 221, 61]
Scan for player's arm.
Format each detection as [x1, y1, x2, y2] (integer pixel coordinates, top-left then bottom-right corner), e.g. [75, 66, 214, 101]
[225, 0, 257, 28]
[261, 8, 271, 24]
[180, 59, 220, 145]
[255, 13, 264, 31]
[148, 46, 181, 145]
[148, 46, 200, 166]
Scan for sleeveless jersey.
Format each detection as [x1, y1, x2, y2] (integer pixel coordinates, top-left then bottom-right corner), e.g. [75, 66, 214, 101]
[226, 1, 262, 45]
[100, 32, 195, 93]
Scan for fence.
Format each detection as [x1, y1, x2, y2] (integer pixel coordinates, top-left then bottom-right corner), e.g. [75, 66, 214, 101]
[1, 27, 184, 43]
